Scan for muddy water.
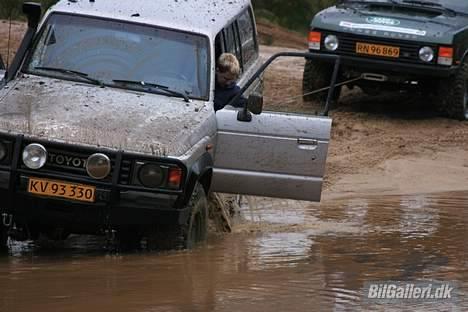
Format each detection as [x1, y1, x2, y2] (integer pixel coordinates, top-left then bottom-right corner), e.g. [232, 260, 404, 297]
[0, 192, 466, 312]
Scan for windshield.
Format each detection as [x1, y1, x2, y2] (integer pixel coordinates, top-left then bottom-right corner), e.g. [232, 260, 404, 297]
[25, 13, 210, 99]
[342, 0, 468, 13]
[416, 0, 468, 12]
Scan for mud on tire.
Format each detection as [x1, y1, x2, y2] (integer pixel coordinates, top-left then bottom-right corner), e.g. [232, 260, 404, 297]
[147, 182, 208, 251]
[439, 61, 468, 120]
[302, 59, 341, 104]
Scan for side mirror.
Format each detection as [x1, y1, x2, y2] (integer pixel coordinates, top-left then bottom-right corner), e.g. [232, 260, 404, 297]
[247, 93, 263, 115]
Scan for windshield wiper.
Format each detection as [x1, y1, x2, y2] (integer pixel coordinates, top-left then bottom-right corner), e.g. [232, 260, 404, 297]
[112, 79, 190, 102]
[34, 66, 104, 86]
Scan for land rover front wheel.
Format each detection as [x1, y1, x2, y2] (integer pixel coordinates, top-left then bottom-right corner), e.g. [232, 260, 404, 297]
[302, 59, 341, 104]
[440, 61, 468, 120]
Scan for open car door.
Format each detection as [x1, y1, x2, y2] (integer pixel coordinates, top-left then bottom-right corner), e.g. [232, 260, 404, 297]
[211, 52, 340, 202]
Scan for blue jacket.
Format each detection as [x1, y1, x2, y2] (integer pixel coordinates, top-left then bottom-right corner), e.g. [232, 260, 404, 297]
[214, 82, 247, 111]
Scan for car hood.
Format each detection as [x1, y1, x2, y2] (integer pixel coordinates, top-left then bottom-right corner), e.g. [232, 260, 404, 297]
[313, 5, 468, 44]
[0, 75, 216, 157]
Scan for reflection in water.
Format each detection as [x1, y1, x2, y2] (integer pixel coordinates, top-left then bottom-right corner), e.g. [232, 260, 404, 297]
[0, 192, 466, 311]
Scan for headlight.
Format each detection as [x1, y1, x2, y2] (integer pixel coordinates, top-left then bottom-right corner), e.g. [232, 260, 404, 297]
[138, 164, 165, 188]
[23, 143, 47, 169]
[419, 46, 434, 62]
[324, 35, 339, 51]
[86, 153, 111, 179]
[0, 142, 6, 161]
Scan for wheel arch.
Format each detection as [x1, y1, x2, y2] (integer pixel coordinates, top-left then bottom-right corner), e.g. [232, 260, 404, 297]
[182, 152, 213, 206]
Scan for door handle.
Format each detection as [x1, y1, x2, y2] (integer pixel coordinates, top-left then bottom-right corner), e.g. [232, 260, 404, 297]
[297, 138, 318, 150]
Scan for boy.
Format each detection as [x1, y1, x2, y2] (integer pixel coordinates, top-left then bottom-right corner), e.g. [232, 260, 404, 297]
[214, 53, 246, 111]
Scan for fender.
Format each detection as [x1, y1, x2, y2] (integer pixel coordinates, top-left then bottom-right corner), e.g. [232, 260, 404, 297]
[184, 152, 214, 204]
[176, 152, 213, 225]
[460, 50, 468, 66]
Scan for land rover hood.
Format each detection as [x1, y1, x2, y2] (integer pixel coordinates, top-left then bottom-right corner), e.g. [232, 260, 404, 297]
[0, 75, 216, 156]
[313, 5, 468, 44]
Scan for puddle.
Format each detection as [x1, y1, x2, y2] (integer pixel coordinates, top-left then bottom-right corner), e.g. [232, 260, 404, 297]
[0, 192, 466, 311]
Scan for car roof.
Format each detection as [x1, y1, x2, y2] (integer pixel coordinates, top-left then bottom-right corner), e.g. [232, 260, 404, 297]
[49, 0, 252, 39]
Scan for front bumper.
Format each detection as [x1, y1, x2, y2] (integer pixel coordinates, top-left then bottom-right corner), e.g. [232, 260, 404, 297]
[309, 51, 460, 78]
[0, 134, 189, 234]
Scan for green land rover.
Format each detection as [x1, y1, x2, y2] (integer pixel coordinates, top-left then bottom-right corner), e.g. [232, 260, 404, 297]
[303, 0, 468, 120]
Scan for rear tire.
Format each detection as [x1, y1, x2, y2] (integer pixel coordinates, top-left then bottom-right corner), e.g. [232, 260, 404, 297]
[439, 61, 468, 120]
[147, 183, 208, 251]
[302, 59, 341, 104]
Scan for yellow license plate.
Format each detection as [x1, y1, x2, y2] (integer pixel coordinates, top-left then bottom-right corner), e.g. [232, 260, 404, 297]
[28, 178, 96, 203]
[356, 42, 400, 58]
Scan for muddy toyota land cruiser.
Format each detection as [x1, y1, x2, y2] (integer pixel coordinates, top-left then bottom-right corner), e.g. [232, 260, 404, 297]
[303, 0, 468, 120]
[0, 0, 337, 250]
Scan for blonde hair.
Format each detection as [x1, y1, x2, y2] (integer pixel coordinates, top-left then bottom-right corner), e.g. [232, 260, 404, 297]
[217, 53, 240, 79]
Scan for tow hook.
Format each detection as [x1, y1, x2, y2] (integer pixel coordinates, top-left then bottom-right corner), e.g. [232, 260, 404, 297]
[2, 213, 13, 227]
[362, 73, 388, 82]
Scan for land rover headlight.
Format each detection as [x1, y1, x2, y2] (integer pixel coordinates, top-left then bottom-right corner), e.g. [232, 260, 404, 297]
[324, 35, 339, 51]
[23, 143, 47, 169]
[419, 46, 434, 62]
[0, 142, 6, 161]
[138, 164, 165, 188]
[86, 153, 111, 179]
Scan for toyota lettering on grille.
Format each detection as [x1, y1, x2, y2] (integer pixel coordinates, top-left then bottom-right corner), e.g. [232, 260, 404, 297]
[48, 153, 87, 169]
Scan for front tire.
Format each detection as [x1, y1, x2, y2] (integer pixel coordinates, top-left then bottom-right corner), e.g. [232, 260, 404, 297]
[439, 61, 468, 120]
[147, 183, 208, 251]
[0, 226, 8, 252]
[302, 59, 341, 104]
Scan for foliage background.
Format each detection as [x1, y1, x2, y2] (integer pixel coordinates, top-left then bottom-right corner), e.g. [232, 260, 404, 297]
[0, 0, 337, 32]
[254, 0, 336, 32]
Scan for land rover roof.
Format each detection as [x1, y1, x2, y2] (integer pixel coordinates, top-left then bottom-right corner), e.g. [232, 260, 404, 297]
[47, 0, 252, 38]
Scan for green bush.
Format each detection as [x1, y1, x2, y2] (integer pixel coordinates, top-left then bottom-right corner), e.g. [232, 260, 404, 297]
[253, 0, 337, 33]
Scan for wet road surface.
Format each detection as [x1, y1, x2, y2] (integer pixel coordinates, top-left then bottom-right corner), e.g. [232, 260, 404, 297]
[0, 192, 466, 311]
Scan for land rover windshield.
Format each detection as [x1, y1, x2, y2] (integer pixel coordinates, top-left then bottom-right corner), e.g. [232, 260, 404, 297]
[25, 13, 210, 99]
[341, 0, 468, 13]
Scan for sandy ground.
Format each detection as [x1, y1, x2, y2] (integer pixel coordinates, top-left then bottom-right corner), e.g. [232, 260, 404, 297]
[260, 44, 468, 199]
[2, 20, 468, 200]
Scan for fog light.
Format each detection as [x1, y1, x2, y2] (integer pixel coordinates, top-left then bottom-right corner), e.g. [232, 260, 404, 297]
[0, 142, 6, 161]
[23, 143, 47, 169]
[86, 153, 111, 179]
[324, 35, 339, 51]
[138, 164, 165, 188]
[419, 46, 434, 62]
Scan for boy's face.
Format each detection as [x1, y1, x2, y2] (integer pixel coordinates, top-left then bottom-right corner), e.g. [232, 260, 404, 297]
[216, 70, 237, 88]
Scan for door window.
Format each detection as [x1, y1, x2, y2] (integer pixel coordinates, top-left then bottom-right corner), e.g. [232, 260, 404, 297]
[237, 9, 258, 68]
[223, 24, 243, 72]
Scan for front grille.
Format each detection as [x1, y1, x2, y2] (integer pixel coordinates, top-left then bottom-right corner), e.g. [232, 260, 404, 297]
[20, 143, 133, 185]
[323, 31, 438, 65]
